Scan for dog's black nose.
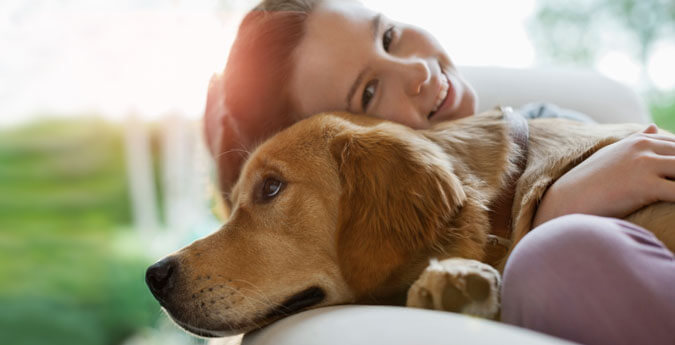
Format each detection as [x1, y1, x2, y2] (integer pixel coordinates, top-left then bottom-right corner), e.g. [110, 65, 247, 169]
[146, 257, 178, 302]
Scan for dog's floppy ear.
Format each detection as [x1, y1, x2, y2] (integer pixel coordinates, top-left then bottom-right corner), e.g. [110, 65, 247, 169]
[330, 124, 466, 297]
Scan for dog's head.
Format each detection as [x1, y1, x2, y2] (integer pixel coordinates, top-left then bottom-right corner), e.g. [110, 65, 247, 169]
[146, 113, 468, 336]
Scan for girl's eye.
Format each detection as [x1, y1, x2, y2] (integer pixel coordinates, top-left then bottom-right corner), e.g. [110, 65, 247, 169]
[362, 80, 378, 111]
[383, 27, 394, 52]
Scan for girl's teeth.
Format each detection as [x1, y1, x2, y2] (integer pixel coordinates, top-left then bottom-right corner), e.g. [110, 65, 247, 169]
[432, 76, 449, 112]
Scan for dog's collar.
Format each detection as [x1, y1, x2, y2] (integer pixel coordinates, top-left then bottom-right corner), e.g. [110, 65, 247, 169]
[485, 107, 530, 261]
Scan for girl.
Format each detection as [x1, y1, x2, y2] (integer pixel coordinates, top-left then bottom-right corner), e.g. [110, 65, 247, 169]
[204, 1, 675, 344]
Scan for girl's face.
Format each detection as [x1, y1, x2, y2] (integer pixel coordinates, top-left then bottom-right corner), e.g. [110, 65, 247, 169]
[290, 1, 477, 129]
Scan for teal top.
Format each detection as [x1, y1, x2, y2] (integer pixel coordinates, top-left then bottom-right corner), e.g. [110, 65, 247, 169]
[520, 103, 594, 123]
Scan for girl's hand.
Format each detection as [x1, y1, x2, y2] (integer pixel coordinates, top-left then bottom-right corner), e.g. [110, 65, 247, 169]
[532, 124, 675, 227]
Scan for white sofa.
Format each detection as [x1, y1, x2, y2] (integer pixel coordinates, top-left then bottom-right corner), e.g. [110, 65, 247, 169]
[461, 66, 649, 124]
[222, 67, 650, 345]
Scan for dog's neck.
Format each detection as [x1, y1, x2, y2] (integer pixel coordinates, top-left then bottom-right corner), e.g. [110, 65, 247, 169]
[485, 108, 529, 265]
[424, 109, 530, 266]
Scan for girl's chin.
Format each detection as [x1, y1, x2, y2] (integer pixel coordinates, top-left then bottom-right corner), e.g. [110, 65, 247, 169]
[432, 100, 475, 123]
[452, 93, 478, 120]
[430, 112, 462, 124]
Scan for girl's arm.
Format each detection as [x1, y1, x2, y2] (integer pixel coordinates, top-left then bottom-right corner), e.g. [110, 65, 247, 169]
[532, 124, 675, 227]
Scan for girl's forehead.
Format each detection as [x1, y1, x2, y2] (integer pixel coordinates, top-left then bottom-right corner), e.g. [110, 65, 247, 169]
[304, 1, 378, 42]
[290, 1, 378, 117]
[315, 0, 375, 23]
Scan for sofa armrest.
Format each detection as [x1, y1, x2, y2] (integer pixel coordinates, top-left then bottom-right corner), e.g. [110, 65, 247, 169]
[241, 306, 576, 345]
[459, 66, 651, 124]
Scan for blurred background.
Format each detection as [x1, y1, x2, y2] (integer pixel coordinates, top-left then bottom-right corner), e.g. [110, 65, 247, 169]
[0, 0, 673, 344]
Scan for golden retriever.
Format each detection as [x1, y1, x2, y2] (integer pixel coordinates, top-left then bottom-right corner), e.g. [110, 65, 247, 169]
[146, 109, 674, 337]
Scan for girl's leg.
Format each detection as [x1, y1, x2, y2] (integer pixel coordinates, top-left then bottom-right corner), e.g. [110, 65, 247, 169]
[501, 214, 675, 345]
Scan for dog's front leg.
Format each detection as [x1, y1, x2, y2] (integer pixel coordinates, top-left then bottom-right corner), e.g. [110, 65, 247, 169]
[406, 258, 501, 319]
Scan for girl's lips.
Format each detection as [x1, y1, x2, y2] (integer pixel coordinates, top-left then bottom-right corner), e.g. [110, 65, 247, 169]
[429, 72, 457, 121]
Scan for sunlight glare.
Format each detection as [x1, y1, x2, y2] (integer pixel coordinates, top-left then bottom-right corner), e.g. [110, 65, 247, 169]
[595, 51, 642, 87]
[647, 41, 675, 91]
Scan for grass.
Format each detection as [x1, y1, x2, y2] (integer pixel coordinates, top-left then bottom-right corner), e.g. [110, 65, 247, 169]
[0, 118, 160, 345]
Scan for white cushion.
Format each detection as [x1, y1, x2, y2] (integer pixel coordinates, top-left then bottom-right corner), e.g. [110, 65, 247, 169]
[242, 306, 577, 345]
[459, 66, 650, 124]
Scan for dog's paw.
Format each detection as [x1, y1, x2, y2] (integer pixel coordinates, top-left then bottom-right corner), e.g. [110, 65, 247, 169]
[406, 258, 501, 319]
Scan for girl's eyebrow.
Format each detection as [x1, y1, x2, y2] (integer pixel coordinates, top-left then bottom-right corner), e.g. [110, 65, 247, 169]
[345, 13, 382, 110]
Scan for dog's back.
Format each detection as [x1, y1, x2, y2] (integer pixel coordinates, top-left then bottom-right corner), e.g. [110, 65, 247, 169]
[627, 202, 675, 252]
[496, 115, 674, 253]
[428, 111, 674, 254]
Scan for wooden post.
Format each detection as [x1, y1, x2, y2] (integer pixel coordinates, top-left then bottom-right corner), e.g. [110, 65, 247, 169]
[160, 114, 215, 248]
[123, 113, 161, 239]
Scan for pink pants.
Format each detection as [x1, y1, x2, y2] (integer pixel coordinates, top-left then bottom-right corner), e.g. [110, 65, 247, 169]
[501, 214, 675, 345]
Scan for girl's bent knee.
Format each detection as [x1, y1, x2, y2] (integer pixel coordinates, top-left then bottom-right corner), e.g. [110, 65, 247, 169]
[501, 214, 675, 345]
[509, 214, 639, 264]
[502, 215, 632, 327]
[503, 214, 641, 293]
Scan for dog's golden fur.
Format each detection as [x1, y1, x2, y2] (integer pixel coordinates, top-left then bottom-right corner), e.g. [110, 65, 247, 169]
[155, 110, 674, 336]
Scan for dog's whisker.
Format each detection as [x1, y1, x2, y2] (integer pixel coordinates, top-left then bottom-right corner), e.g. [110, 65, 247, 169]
[214, 282, 280, 316]
[154, 306, 166, 321]
[240, 295, 269, 321]
[229, 291, 278, 313]
[230, 279, 278, 307]
[238, 288, 279, 310]
[214, 147, 251, 161]
[248, 314, 264, 331]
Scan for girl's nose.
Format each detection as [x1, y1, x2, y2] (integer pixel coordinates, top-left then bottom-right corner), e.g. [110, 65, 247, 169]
[407, 59, 430, 96]
[384, 58, 430, 96]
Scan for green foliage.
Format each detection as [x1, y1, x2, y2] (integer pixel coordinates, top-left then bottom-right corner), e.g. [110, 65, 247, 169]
[530, 0, 597, 65]
[0, 119, 132, 230]
[531, 0, 675, 65]
[530, 0, 674, 125]
[0, 252, 158, 345]
[0, 118, 159, 345]
[650, 94, 675, 133]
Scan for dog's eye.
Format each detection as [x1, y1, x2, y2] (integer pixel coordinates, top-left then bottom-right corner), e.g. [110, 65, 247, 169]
[259, 177, 284, 202]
